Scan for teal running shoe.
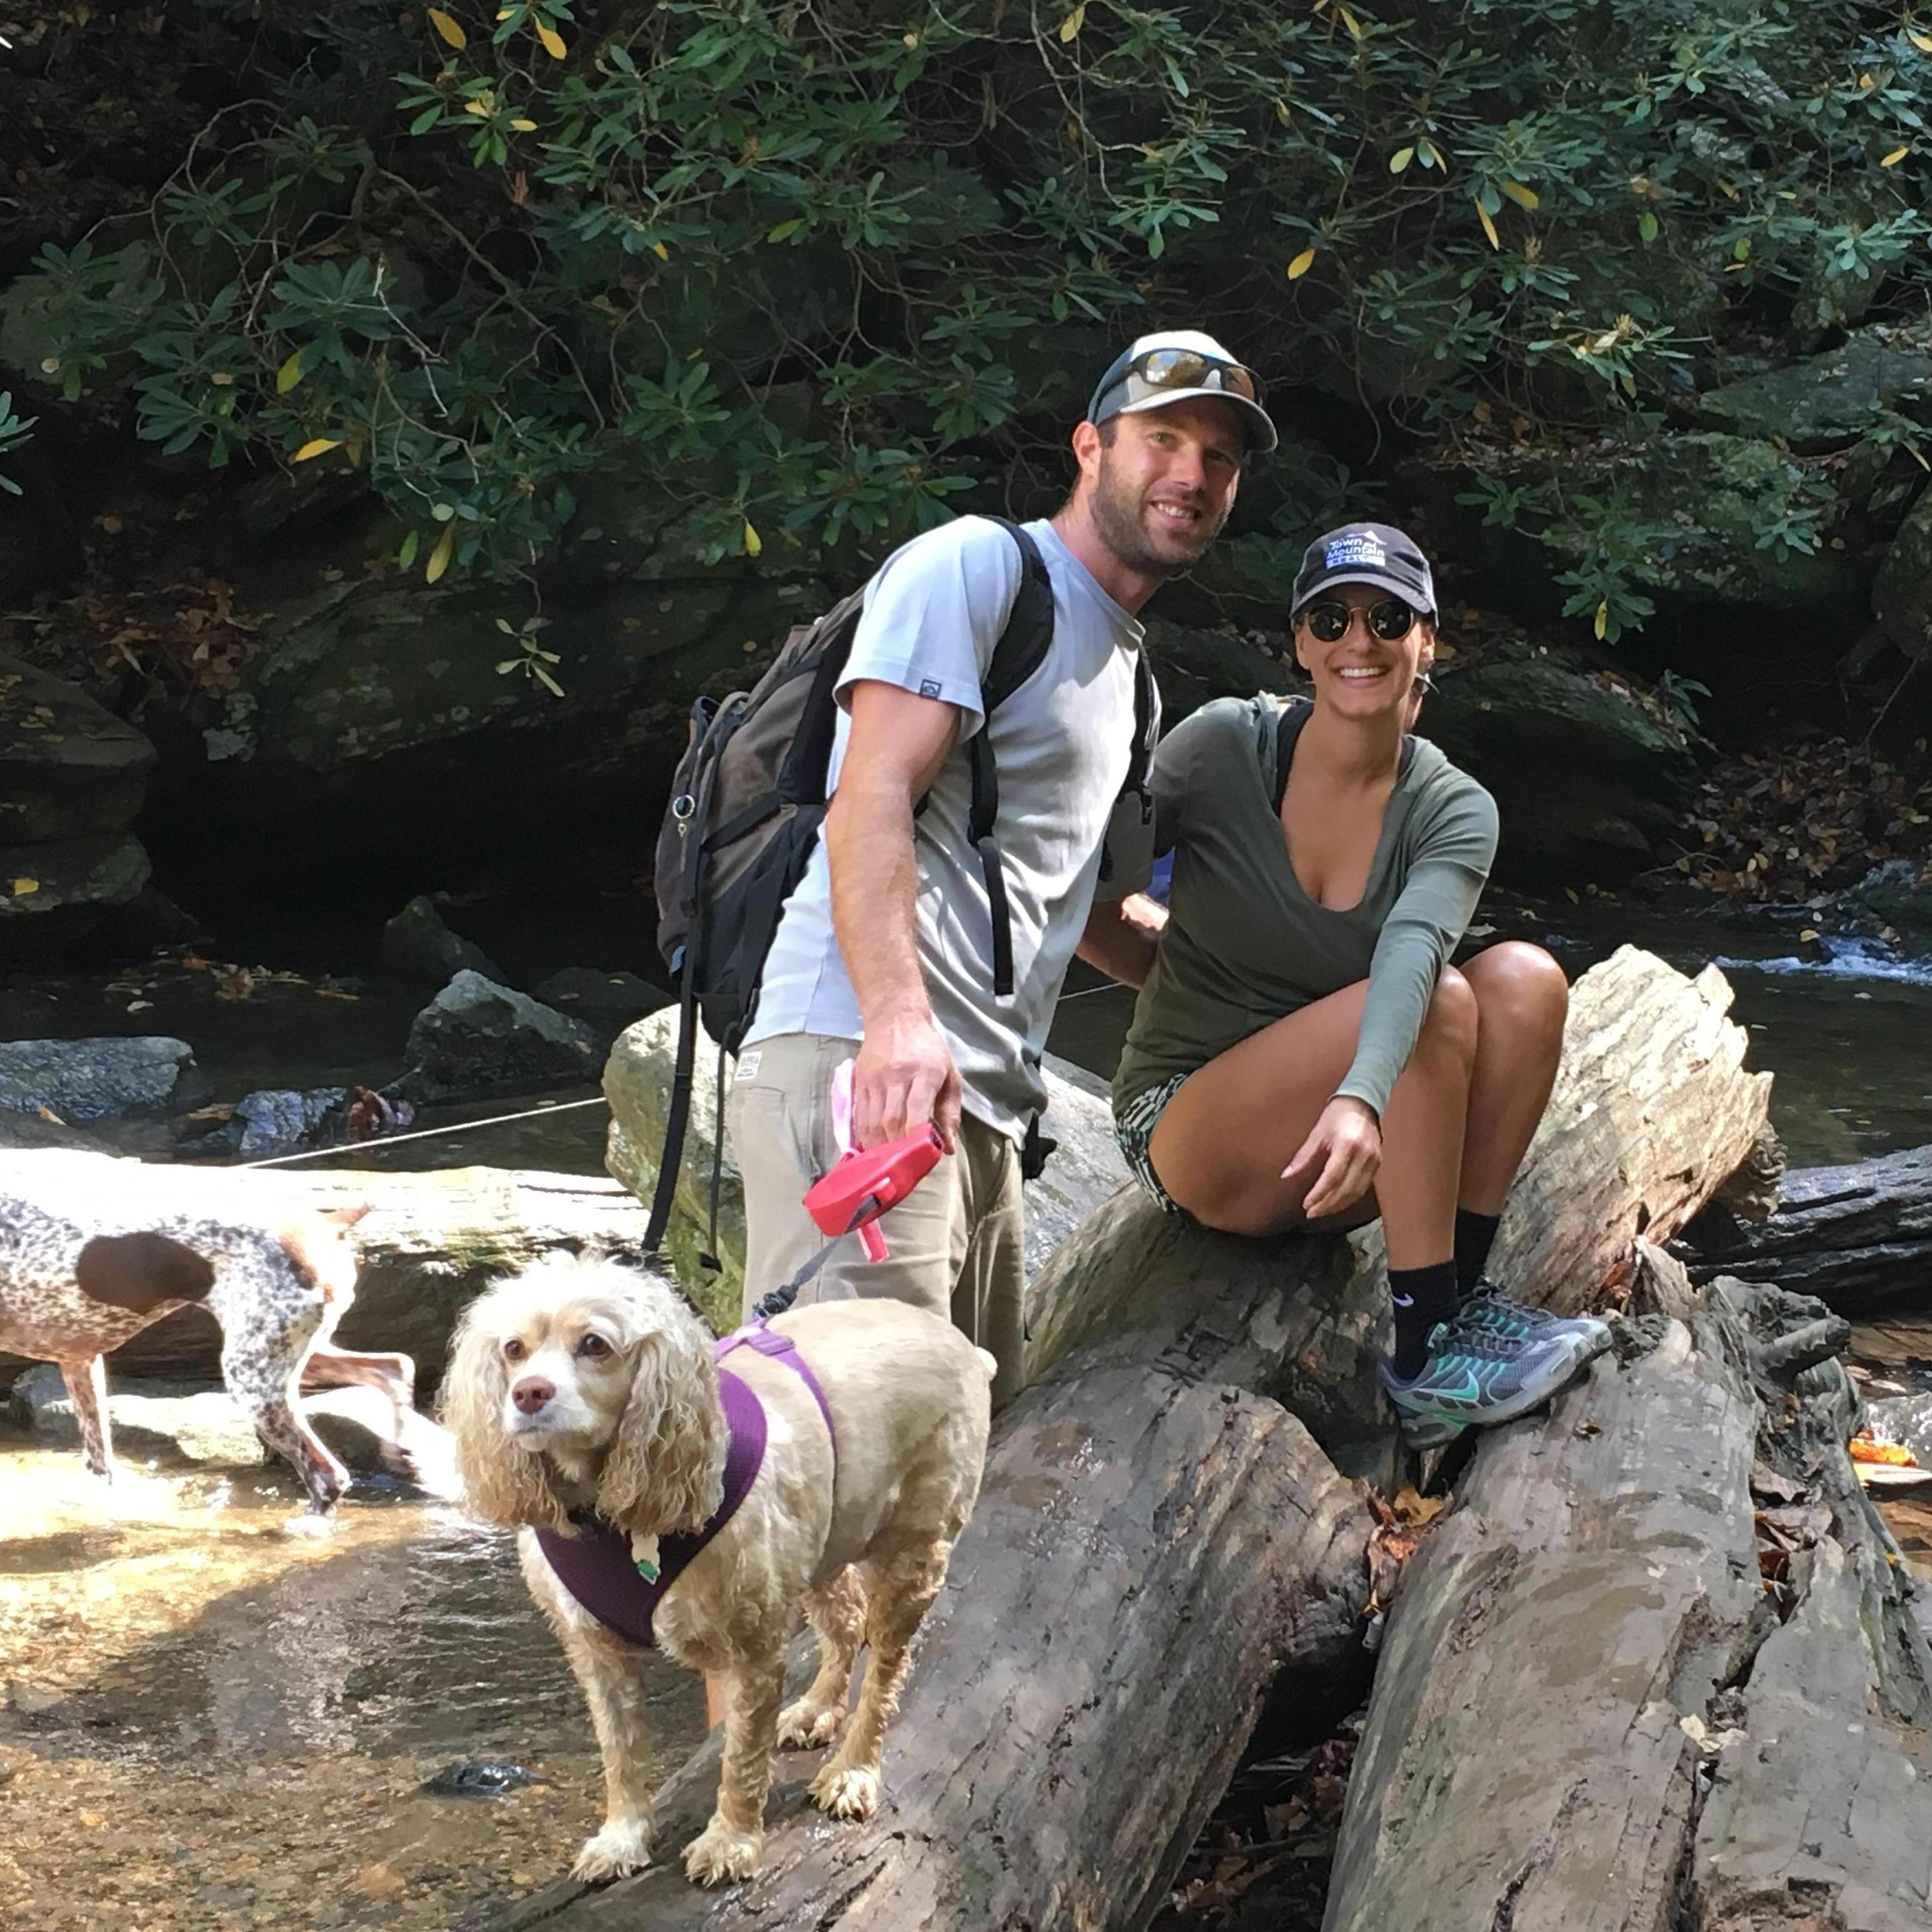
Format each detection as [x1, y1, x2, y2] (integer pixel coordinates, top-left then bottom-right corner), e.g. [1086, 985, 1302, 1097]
[1457, 1279, 1611, 1359]
[1379, 1316, 1596, 1449]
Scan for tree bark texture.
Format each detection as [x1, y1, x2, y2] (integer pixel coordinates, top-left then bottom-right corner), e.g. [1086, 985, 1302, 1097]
[1324, 1275, 1932, 1932]
[1679, 1141, 1932, 1320]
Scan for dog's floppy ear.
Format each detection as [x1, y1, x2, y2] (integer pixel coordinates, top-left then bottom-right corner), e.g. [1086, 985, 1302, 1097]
[319, 1203, 371, 1229]
[441, 1292, 572, 1531]
[597, 1292, 726, 1535]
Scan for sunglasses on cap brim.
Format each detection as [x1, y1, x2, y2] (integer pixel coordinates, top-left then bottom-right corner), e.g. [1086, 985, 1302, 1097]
[1298, 598, 1423, 642]
[1090, 347, 1265, 419]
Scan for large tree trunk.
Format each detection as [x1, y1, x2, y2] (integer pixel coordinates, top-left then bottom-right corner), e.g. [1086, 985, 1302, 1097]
[474, 947, 1780, 1932]
[1679, 1141, 1932, 1320]
[0, 1160, 654, 1388]
[1323, 1268, 1932, 1932]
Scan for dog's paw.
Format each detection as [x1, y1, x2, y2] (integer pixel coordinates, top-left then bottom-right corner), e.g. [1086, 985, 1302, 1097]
[682, 1818, 762, 1887]
[776, 1697, 844, 1751]
[808, 1759, 880, 1820]
[571, 1817, 653, 1883]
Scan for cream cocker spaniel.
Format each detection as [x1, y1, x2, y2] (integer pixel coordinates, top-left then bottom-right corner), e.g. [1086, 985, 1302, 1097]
[441, 1252, 994, 1887]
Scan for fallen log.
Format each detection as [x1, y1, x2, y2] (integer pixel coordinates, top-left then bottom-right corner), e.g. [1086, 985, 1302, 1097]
[0, 1157, 654, 1390]
[471, 946, 1777, 1932]
[1679, 1141, 1932, 1320]
[1323, 1273, 1932, 1932]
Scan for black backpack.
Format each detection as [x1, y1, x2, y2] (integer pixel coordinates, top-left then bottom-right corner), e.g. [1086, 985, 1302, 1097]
[644, 516, 1156, 1256]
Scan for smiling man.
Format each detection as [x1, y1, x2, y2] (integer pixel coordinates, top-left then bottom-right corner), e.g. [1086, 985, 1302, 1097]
[727, 329, 1275, 1406]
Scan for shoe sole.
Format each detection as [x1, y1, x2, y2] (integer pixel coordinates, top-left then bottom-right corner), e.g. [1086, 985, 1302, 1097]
[1391, 1330, 1601, 1449]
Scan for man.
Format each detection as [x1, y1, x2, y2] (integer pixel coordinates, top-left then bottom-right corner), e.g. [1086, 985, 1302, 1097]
[726, 328, 1276, 1406]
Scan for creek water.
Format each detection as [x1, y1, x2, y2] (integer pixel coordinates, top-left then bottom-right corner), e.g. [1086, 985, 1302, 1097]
[5, 894, 1932, 1929]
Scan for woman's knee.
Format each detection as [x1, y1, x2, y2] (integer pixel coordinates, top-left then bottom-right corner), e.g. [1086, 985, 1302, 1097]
[1464, 942, 1568, 1038]
[1416, 964, 1479, 1066]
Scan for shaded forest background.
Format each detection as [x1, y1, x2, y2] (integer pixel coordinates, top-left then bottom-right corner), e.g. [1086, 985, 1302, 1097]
[3, 0, 1932, 950]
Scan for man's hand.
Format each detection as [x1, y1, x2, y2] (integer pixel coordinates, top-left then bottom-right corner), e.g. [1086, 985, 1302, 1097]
[1281, 1095, 1382, 1222]
[850, 1010, 962, 1153]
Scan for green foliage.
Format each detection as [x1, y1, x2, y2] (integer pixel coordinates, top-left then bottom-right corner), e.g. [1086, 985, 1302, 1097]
[0, 393, 35, 496]
[12, 0, 1932, 625]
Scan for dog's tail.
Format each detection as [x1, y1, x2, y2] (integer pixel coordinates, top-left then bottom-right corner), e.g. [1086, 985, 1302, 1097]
[974, 1348, 999, 1381]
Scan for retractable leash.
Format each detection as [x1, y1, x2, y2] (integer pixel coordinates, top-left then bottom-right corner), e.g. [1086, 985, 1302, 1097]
[749, 1122, 945, 1320]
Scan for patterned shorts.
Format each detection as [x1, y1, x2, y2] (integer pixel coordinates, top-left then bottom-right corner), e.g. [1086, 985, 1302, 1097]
[1112, 1073, 1190, 1215]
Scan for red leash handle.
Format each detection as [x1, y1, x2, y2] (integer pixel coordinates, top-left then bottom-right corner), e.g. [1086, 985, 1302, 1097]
[802, 1124, 946, 1262]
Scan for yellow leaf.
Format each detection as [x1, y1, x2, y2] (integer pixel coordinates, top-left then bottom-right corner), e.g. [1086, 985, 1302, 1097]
[536, 20, 566, 57]
[425, 524, 456, 584]
[275, 351, 303, 394]
[463, 97, 490, 115]
[293, 438, 341, 462]
[1476, 202, 1499, 249]
[11, 877, 39, 896]
[652, 240, 669, 262]
[1286, 247, 1316, 280]
[1390, 145, 1415, 173]
[1593, 599, 1609, 640]
[1913, 29, 1932, 53]
[1058, 1, 1085, 40]
[510, 117, 537, 131]
[1883, 145, 1910, 166]
[1499, 179, 1539, 211]
[1337, 3, 1363, 39]
[427, 7, 466, 48]
[742, 520, 763, 558]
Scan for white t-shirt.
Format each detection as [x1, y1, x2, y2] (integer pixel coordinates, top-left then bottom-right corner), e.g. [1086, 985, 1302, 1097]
[744, 516, 1145, 1140]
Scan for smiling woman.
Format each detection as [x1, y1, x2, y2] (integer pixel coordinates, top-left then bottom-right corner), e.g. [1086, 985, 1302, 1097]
[1088, 522, 1607, 1450]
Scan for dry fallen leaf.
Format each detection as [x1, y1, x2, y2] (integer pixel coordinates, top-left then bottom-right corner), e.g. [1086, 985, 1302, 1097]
[1849, 1435, 1917, 1467]
[347, 1863, 408, 1900]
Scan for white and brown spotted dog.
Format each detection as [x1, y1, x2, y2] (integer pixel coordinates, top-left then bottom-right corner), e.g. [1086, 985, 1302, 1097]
[0, 1150, 411, 1513]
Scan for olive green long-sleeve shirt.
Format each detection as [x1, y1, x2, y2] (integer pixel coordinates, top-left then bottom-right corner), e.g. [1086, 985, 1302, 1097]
[1111, 693, 1498, 1120]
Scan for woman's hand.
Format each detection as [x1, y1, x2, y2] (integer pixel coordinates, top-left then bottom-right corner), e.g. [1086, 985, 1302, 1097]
[1281, 1096, 1382, 1222]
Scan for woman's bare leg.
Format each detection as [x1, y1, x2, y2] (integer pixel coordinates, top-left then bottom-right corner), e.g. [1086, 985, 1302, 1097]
[1458, 944, 1569, 1216]
[1146, 968, 1477, 1266]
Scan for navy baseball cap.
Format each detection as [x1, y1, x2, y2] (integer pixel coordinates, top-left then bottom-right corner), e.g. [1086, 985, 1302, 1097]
[1290, 522, 1437, 619]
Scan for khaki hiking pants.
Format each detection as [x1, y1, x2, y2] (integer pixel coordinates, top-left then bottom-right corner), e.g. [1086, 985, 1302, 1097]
[726, 1030, 1026, 1409]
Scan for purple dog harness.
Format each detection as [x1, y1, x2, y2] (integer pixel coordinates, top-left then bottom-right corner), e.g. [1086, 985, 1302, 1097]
[532, 1320, 836, 1649]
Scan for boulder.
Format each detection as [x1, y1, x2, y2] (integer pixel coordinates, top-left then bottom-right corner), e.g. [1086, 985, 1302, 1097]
[1422, 655, 1701, 881]
[1849, 856, 1932, 934]
[1873, 483, 1932, 662]
[1862, 1392, 1932, 1467]
[532, 967, 668, 1042]
[397, 970, 600, 1104]
[1699, 328, 1932, 452]
[600, 1007, 1132, 1333]
[381, 894, 507, 987]
[0, 832, 152, 959]
[0, 1035, 211, 1123]
[0, 654, 155, 844]
[223, 1086, 353, 1160]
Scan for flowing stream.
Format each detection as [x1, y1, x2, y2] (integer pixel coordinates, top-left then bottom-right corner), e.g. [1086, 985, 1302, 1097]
[5, 898, 1932, 1929]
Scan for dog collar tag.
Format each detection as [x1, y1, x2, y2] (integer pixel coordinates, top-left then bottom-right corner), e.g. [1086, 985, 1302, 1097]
[629, 1532, 662, 1583]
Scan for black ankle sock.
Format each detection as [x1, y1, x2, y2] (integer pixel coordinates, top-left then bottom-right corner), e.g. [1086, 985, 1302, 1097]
[1389, 1260, 1460, 1380]
[1453, 1210, 1502, 1298]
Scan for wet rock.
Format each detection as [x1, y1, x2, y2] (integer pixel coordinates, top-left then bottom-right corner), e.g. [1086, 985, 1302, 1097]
[1699, 328, 1932, 452]
[421, 1760, 534, 1799]
[396, 970, 600, 1104]
[0, 1034, 211, 1122]
[601, 1007, 1128, 1329]
[0, 654, 155, 844]
[0, 832, 152, 959]
[1873, 480, 1932, 662]
[382, 895, 506, 988]
[1849, 858, 1932, 934]
[531, 967, 666, 1042]
[226, 1086, 353, 1159]
[75, 882, 207, 962]
[1862, 1392, 1932, 1466]
[1422, 656, 1701, 883]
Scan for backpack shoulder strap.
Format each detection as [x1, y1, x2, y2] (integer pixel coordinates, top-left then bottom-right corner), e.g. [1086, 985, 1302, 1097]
[964, 518, 1056, 998]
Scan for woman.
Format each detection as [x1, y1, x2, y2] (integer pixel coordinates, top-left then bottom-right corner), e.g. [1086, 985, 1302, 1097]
[1096, 522, 1605, 1446]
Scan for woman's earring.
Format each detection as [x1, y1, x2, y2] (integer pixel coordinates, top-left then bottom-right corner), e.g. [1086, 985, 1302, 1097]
[1413, 670, 1435, 696]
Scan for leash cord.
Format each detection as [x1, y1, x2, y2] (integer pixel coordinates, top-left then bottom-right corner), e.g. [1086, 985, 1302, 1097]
[239, 1094, 610, 1169]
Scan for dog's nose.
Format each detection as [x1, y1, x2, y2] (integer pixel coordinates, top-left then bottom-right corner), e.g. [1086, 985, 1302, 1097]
[511, 1376, 555, 1416]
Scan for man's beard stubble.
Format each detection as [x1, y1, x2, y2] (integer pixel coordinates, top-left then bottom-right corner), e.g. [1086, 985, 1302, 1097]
[1089, 460, 1230, 580]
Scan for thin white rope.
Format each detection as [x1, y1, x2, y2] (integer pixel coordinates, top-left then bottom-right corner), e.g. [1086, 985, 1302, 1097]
[241, 1094, 610, 1169]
